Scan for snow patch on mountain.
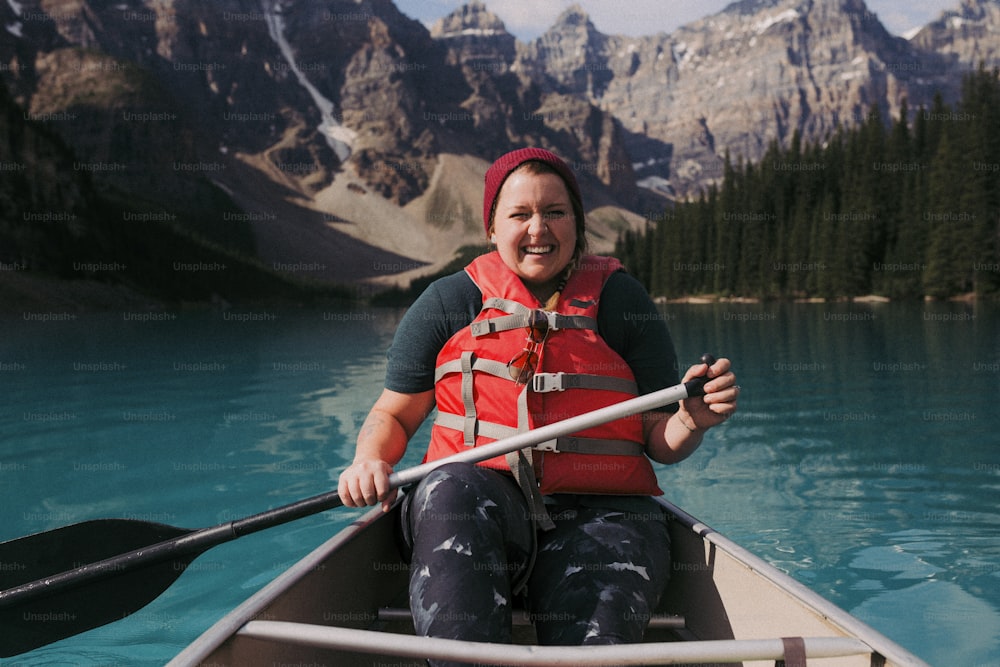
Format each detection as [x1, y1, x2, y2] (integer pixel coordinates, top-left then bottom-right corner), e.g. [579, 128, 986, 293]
[262, 0, 354, 162]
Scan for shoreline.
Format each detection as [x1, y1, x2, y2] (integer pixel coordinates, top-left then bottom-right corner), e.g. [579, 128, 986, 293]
[656, 292, 984, 305]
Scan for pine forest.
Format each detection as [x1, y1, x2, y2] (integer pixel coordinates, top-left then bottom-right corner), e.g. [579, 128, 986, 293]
[614, 66, 1000, 301]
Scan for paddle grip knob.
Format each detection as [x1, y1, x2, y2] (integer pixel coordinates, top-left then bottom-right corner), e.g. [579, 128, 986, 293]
[683, 353, 717, 398]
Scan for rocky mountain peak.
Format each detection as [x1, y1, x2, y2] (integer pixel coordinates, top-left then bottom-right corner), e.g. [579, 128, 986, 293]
[541, 3, 606, 49]
[429, 0, 515, 71]
[927, 0, 1000, 26]
[430, 0, 509, 39]
[552, 4, 594, 31]
[520, 2, 615, 98]
[911, 0, 1000, 63]
[957, 0, 1000, 19]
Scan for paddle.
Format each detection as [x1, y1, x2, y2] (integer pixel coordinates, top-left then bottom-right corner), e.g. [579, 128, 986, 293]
[0, 355, 716, 657]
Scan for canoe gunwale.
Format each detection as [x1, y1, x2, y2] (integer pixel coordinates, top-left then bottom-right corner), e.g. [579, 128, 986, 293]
[656, 498, 930, 667]
[166, 507, 383, 667]
[238, 620, 875, 666]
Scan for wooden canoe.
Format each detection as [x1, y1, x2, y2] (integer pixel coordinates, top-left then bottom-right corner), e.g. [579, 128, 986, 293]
[168, 497, 930, 666]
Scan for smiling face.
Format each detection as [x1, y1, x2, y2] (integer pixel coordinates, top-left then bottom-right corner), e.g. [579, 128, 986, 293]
[491, 169, 579, 300]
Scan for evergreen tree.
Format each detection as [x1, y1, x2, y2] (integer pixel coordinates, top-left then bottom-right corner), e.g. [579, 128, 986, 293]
[960, 66, 1000, 294]
[924, 129, 968, 296]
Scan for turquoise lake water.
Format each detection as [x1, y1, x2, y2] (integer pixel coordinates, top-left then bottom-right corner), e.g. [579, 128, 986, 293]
[1, 301, 998, 666]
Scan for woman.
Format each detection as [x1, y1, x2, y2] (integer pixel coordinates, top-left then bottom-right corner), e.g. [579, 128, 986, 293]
[338, 147, 738, 661]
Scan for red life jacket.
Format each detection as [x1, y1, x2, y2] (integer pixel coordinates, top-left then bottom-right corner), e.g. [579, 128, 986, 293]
[424, 252, 663, 496]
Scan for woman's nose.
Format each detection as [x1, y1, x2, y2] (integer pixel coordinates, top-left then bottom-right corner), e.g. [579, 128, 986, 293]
[526, 213, 548, 235]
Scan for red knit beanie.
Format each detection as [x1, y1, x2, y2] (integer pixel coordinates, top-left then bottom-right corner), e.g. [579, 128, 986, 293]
[482, 148, 582, 236]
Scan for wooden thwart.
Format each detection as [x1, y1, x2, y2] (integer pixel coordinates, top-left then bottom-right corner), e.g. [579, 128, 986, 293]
[377, 606, 687, 629]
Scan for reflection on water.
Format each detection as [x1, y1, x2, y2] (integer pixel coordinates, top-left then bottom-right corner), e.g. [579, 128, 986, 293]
[0, 302, 997, 666]
[663, 300, 999, 667]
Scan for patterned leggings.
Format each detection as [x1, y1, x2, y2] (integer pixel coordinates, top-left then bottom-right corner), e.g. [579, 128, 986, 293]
[399, 462, 672, 666]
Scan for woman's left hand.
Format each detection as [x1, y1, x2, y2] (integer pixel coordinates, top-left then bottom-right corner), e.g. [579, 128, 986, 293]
[678, 357, 739, 430]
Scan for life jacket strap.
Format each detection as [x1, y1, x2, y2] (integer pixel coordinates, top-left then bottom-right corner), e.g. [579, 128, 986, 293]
[510, 385, 555, 533]
[433, 411, 518, 442]
[470, 300, 597, 337]
[535, 437, 645, 456]
[433, 412, 644, 457]
[531, 372, 637, 395]
[460, 351, 477, 447]
[434, 355, 510, 383]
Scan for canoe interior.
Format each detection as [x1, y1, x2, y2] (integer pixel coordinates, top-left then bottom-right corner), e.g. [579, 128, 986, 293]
[172, 500, 914, 667]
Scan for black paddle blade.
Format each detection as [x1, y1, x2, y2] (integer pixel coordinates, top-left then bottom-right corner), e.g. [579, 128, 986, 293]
[0, 519, 192, 657]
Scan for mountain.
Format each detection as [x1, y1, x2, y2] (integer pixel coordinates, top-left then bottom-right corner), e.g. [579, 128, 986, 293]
[0, 76, 342, 309]
[519, 0, 966, 196]
[0, 0, 997, 307]
[911, 0, 1000, 67]
[0, 0, 644, 307]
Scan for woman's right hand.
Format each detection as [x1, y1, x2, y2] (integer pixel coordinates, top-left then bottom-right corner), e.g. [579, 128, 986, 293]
[338, 458, 397, 512]
[338, 388, 435, 513]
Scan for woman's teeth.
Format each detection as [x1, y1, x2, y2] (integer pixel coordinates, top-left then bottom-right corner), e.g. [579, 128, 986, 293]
[524, 245, 554, 255]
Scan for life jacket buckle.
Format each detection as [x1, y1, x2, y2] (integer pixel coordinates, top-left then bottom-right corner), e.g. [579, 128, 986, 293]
[532, 372, 565, 393]
[543, 310, 560, 330]
[534, 439, 558, 452]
